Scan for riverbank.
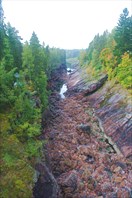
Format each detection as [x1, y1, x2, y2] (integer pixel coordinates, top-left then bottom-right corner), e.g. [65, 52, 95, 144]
[34, 65, 132, 198]
[43, 93, 131, 197]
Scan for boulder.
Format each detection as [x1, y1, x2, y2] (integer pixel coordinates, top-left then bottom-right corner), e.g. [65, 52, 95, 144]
[33, 163, 59, 198]
[76, 124, 91, 134]
[58, 170, 78, 195]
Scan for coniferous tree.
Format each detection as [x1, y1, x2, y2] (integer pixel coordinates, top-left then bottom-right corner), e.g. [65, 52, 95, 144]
[22, 41, 34, 83]
[0, 0, 67, 195]
[30, 32, 41, 73]
[0, 0, 5, 61]
[114, 8, 132, 59]
[6, 23, 23, 69]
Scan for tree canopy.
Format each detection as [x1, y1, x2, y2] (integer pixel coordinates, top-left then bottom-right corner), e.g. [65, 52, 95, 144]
[79, 8, 132, 92]
[0, 1, 66, 197]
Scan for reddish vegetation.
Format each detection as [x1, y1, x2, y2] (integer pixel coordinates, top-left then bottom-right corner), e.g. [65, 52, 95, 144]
[43, 93, 132, 197]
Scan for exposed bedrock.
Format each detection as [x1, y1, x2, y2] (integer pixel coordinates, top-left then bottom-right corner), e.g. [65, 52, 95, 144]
[67, 68, 132, 158]
[88, 83, 132, 158]
[33, 65, 66, 198]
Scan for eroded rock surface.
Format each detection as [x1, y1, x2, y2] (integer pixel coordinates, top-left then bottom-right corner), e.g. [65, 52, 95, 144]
[43, 92, 132, 197]
[67, 68, 132, 159]
[35, 66, 132, 197]
[88, 83, 132, 159]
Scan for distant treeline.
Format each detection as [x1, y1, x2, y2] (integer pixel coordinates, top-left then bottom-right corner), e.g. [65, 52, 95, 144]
[0, 0, 66, 197]
[66, 49, 81, 59]
[79, 8, 132, 91]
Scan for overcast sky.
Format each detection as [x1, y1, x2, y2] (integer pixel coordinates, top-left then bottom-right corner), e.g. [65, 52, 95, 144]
[3, 0, 132, 49]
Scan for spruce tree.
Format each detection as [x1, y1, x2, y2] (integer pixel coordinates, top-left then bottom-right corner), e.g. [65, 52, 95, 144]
[114, 8, 132, 59]
[6, 23, 23, 69]
[0, 0, 5, 61]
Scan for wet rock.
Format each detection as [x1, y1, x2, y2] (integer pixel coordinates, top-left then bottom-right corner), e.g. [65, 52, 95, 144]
[85, 155, 95, 163]
[104, 167, 113, 178]
[115, 161, 127, 170]
[77, 124, 91, 134]
[58, 170, 78, 195]
[67, 69, 72, 73]
[33, 163, 59, 198]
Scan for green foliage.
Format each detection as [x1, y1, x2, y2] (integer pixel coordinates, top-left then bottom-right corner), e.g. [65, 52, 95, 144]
[6, 23, 23, 69]
[79, 8, 131, 93]
[114, 8, 132, 61]
[66, 49, 80, 59]
[22, 41, 34, 82]
[0, 1, 66, 196]
[0, 64, 16, 109]
[0, 115, 34, 198]
[100, 47, 117, 79]
[79, 50, 87, 67]
[0, 0, 5, 61]
[81, 31, 109, 73]
[49, 47, 66, 71]
[116, 52, 132, 90]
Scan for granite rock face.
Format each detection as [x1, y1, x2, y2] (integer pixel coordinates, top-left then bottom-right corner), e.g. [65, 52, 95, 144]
[88, 83, 132, 158]
[67, 68, 132, 158]
[33, 64, 66, 198]
[34, 65, 132, 198]
[43, 92, 132, 197]
[33, 163, 59, 198]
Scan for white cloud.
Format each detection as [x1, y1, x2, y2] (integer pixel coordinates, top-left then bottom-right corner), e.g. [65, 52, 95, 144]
[3, 0, 131, 49]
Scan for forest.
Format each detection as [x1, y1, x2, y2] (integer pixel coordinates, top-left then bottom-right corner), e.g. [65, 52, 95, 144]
[0, 1, 66, 197]
[79, 8, 132, 92]
[0, 0, 132, 197]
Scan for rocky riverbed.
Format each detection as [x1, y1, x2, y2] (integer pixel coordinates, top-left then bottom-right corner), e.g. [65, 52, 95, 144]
[34, 65, 132, 198]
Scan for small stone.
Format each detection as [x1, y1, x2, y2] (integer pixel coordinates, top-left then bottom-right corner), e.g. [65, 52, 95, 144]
[104, 167, 113, 177]
[77, 124, 91, 134]
[60, 170, 78, 193]
[102, 182, 113, 192]
[71, 139, 76, 144]
[115, 161, 127, 169]
[114, 166, 122, 172]
[114, 177, 123, 183]
[120, 180, 125, 187]
[85, 155, 95, 163]
[106, 192, 117, 198]
[117, 187, 131, 198]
